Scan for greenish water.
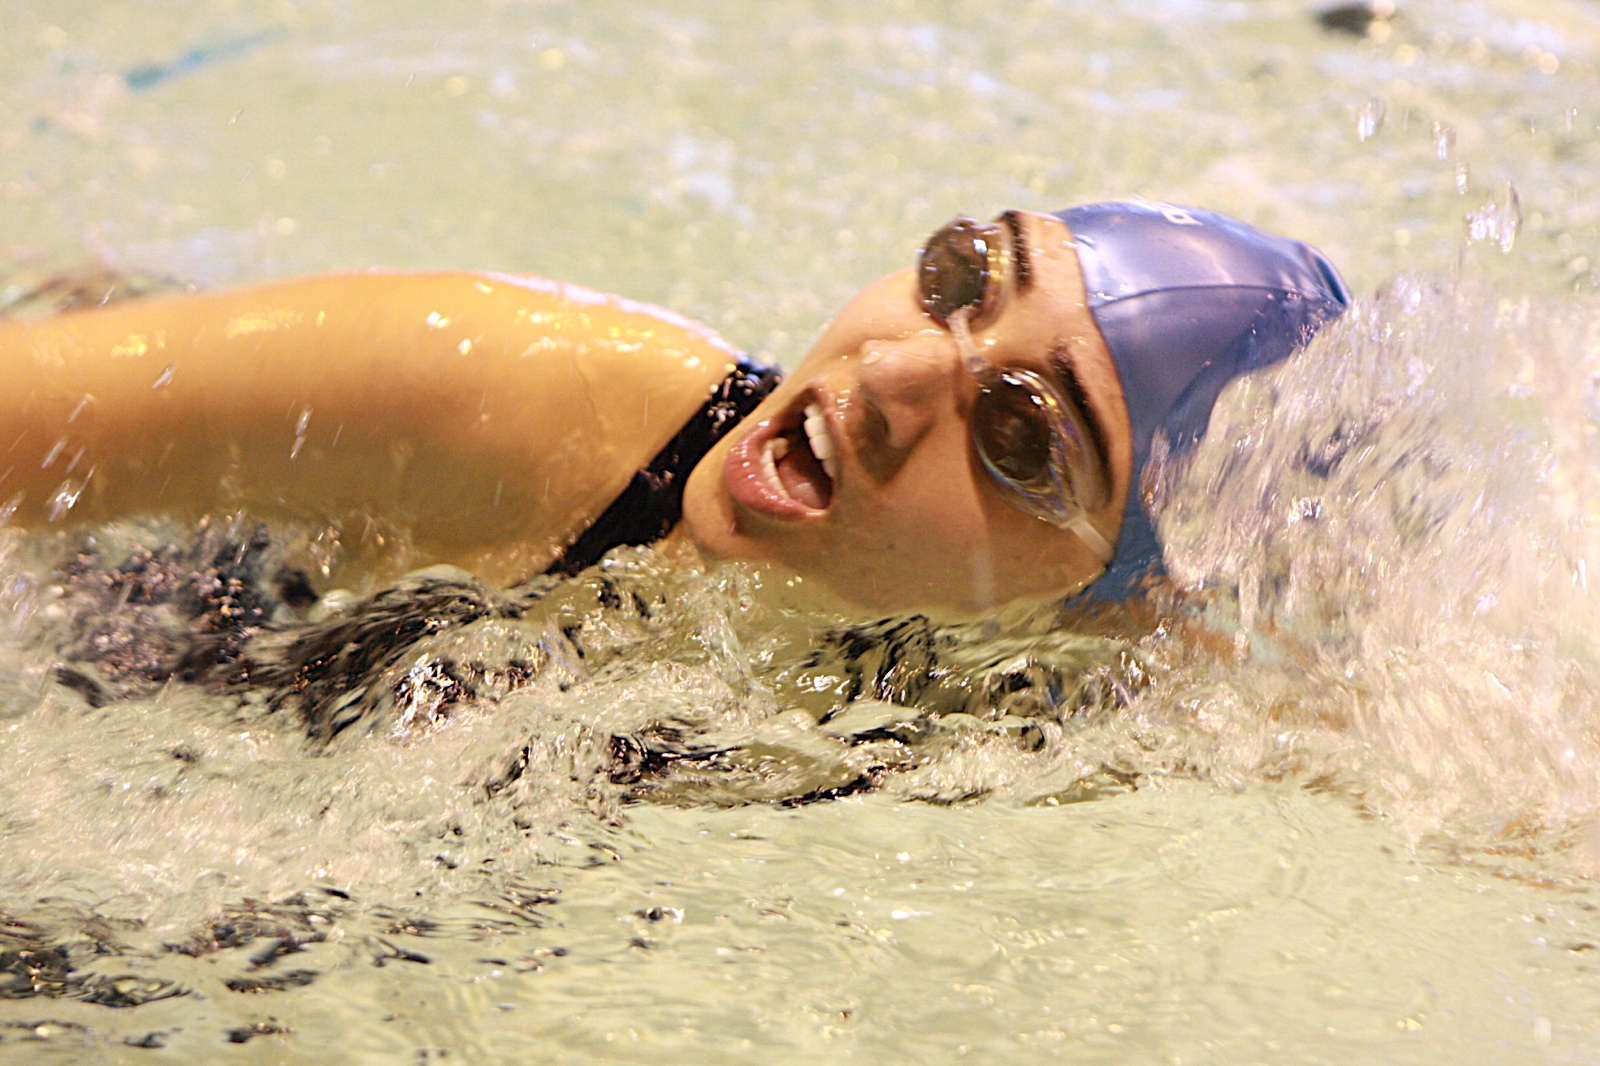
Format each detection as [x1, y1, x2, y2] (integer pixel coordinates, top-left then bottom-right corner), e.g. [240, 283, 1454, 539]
[5, 0, 1600, 1061]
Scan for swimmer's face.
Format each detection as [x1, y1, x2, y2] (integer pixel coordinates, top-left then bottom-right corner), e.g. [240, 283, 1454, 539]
[681, 211, 1133, 615]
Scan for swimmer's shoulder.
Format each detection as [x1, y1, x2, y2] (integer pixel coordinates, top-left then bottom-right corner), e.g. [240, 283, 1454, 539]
[0, 269, 775, 586]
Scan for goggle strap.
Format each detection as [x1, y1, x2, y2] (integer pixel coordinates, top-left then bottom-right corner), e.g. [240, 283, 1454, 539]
[947, 309, 987, 374]
[1067, 513, 1115, 565]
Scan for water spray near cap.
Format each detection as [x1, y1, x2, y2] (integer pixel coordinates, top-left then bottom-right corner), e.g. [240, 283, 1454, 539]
[1056, 201, 1351, 599]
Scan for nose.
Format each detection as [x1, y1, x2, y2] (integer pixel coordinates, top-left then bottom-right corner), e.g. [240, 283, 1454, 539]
[856, 332, 965, 453]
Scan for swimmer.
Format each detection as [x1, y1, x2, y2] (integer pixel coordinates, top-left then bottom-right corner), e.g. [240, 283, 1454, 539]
[0, 202, 1348, 615]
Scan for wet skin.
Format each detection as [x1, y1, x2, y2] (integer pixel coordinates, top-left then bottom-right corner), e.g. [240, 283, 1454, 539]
[681, 211, 1134, 616]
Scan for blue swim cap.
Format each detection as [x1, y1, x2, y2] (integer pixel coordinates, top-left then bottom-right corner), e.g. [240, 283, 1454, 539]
[1055, 201, 1350, 599]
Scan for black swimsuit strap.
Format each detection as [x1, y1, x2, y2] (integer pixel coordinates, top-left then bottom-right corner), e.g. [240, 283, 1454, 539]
[543, 357, 783, 577]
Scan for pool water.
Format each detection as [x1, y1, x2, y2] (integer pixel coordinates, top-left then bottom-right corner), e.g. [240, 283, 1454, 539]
[6, 0, 1600, 1061]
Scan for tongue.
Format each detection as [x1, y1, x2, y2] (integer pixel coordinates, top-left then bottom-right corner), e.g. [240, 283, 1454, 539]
[776, 438, 834, 510]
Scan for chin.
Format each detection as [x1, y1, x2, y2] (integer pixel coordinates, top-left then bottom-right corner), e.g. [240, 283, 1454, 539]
[680, 445, 754, 563]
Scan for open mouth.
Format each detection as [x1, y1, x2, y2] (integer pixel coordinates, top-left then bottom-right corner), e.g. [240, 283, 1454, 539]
[724, 396, 839, 518]
[761, 402, 838, 510]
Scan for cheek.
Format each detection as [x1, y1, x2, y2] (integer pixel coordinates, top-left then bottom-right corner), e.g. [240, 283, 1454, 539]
[834, 442, 1093, 592]
[842, 434, 988, 547]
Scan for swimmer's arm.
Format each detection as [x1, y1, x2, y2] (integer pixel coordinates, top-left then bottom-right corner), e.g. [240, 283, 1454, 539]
[0, 271, 740, 584]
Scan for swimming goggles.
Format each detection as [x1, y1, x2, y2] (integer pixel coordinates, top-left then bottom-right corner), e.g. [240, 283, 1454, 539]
[917, 217, 1115, 564]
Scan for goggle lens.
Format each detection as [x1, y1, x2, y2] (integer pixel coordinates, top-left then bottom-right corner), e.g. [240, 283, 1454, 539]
[917, 218, 999, 325]
[917, 217, 1114, 562]
[972, 374, 1054, 487]
[970, 366, 1105, 515]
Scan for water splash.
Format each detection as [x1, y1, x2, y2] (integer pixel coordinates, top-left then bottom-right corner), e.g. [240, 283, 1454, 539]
[1145, 273, 1600, 853]
[8, 273, 1600, 975]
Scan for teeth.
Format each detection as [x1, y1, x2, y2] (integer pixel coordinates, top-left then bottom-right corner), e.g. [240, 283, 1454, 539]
[803, 403, 839, 481]
[761, 437, 785, 491]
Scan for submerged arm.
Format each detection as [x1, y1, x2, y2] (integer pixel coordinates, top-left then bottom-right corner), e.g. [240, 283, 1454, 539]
[0, 271, 740, 584]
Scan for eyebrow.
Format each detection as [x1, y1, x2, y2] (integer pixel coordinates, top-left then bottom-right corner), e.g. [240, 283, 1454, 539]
[1001, 210, 1032, 293]
[1047, 343, 1112, 490]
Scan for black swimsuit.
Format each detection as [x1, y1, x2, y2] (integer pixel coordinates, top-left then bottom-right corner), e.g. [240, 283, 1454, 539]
[542, 356, 782, 577]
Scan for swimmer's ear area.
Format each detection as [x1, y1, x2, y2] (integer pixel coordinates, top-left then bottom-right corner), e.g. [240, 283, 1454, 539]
[1056, 201, 1351, 600]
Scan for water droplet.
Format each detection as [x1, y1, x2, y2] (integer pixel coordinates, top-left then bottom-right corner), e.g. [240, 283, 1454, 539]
[1431, 120, 1454, 160]
[40, 437, 66, 470]
[48, 478, 84, 521]
[1465, 182, 1522, 253]
[1287, 497, 1323, 524]
[1356, 97, 1386, 141]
